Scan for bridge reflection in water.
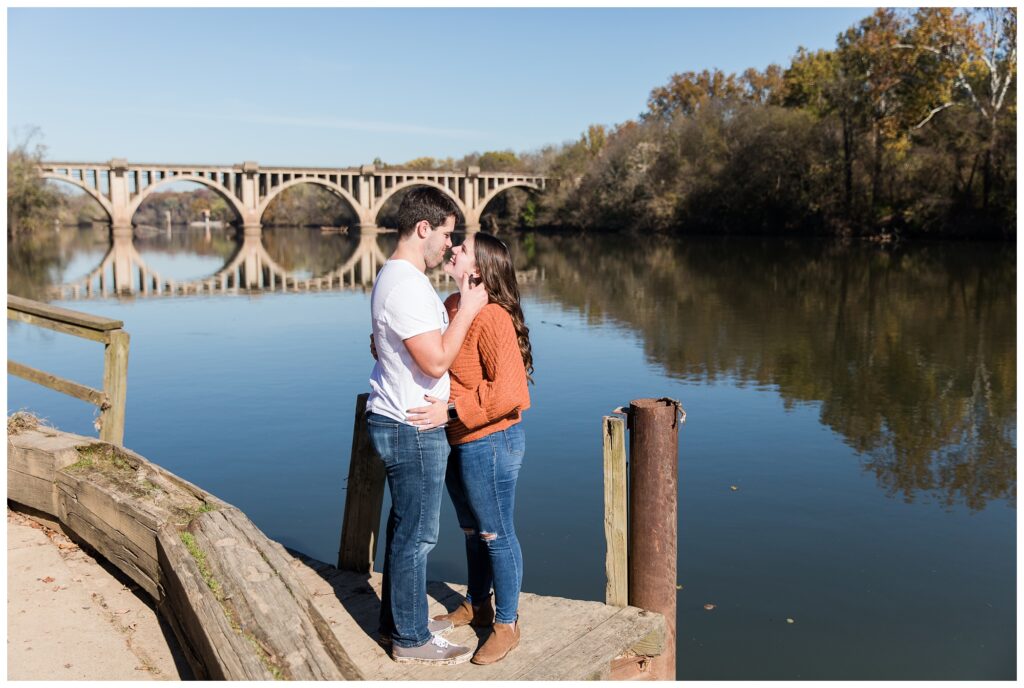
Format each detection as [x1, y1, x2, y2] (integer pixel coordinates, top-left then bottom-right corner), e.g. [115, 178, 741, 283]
[51, 227, 387, 299]
[50, 227, 540, 300]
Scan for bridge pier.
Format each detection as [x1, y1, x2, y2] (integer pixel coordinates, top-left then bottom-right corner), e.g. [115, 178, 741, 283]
[111, 229, 135, 293]
[239, 233, 263, 288]
[242, 223, 262, 239]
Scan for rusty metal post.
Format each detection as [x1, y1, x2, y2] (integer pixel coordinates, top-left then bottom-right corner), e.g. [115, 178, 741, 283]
[627, 398, 680, 680]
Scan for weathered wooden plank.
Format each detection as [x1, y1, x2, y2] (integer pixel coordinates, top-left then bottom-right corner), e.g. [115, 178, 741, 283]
[166, 508, 363, 679]
[7, 428, 92, 513]
[629, 626, 666, 656]
[56, 449, 166, 561]
[7, 469, 57, 516]
[8, 294, 123, 331]
[157, 523, 259, 680]
[603, 415, 628, 607]
[51, 442, 210, 600]
[610, 652, 658, 680]
[395, 590, 616, 681]
[7, 361, 106, 406]
[58, 492, 162, 599]
[7, 426, 363, 681]
[516, 606, 664, 681]
[100, 330, 129, 445]
[337, 392, 386, 573]
[289, 556, 666, 682]
[7, 308, 110, 342]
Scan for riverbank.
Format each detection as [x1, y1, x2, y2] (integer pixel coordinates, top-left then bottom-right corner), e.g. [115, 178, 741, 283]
[6, 506, 190, 680]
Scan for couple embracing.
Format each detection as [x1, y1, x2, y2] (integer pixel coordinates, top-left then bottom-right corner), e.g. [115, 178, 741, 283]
[366, 187, 532, 666]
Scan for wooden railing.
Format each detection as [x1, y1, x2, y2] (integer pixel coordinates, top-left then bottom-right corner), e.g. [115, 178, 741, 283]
[7, 294, 130, 445]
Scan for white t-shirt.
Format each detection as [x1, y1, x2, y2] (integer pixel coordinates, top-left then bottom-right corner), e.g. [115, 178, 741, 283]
[367, 259, 450, 423]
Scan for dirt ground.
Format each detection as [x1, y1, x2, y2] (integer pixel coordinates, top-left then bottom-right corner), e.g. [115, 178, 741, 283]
[6, 506, 192, 680]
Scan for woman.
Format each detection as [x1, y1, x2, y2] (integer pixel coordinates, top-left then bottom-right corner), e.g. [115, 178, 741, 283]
[406, 232, 533, 665]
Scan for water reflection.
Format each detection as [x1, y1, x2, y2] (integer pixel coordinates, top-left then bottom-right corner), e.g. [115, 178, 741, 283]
[29, 225, 390, 298]
[524, 234, 1016, 511]
[7, 227, 1015, 510]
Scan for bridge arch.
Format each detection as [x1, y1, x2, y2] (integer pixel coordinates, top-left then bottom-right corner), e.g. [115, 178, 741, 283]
[127, 175, 247, 221]
[370, 179, 467, 226]
[476, 181, 543, 218]
[40, 173, 114, 222]
[256, 177, 364, 225]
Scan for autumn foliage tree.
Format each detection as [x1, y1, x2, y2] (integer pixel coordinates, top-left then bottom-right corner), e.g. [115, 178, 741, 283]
[535, 7, 1015, 238]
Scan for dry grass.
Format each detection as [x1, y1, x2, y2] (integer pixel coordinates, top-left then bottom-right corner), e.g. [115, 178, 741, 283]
[7, 411, 48, 435]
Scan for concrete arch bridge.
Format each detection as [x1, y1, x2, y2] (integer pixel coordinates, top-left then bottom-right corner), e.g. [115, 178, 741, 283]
[39, 160, 548, 235]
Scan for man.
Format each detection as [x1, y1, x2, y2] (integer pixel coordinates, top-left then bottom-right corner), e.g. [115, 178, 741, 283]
[366, 187, 488, 665]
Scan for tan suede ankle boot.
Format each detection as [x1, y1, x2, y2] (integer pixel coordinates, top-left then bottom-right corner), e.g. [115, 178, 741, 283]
[432, 597, 495, 628]
[470, 619, 520, 665]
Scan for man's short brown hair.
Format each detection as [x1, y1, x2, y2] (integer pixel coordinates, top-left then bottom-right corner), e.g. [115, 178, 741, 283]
[396, 187, 460, 238]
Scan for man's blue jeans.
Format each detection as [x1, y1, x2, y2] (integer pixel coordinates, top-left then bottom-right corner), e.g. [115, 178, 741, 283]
[445, 423, 525, 624]
[366, 411, 449, 649]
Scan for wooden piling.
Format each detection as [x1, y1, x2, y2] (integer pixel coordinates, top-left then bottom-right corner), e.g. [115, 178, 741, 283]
[337, 392, 386, 572]
[627, 398, 680, 680]
[603, 415, 628, 607]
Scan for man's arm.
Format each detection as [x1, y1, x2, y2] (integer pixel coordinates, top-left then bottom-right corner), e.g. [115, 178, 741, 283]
[404, 273, 487, 378]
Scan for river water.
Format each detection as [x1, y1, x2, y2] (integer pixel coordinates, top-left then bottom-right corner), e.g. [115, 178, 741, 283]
[7, 225, 1016, 680]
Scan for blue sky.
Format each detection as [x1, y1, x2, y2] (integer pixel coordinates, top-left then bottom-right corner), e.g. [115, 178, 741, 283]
[8, 8, 872, 167]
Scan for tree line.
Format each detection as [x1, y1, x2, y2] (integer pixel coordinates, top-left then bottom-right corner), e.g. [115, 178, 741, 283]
[462, 8, 1015, 238]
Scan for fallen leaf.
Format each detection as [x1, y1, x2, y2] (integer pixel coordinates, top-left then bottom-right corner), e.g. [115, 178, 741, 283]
[786, 618, 795, 624]
[41, 576, 55, 584]
[64, 663, 72, 669]
[730, 486, 738, 491]
[676, 584, 684, 590]
[703, 603, 716, 611]
[114, 608, 130, 615]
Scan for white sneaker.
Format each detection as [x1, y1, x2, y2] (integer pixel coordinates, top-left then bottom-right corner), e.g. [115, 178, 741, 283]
[378, 618, 454, 646]
[392, 634, 473, 665]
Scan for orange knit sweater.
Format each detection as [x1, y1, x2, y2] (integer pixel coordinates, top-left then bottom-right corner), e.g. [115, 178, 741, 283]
[443, 295, 531, 445]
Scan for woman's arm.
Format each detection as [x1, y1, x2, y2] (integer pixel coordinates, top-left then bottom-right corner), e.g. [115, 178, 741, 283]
[453, 308, 529, 431]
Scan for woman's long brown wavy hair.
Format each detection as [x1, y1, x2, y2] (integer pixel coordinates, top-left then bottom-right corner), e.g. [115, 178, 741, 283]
[472, 232, 534, 383]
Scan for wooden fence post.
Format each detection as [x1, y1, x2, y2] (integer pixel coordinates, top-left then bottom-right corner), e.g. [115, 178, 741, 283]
[603, 415, 628, 607]
[100, 329, 130, 446]
[337, 393, 386, 573]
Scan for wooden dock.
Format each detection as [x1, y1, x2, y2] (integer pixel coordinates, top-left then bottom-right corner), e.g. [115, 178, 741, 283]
[290, 554, 664, 681]
[7, 420, 666, 680]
